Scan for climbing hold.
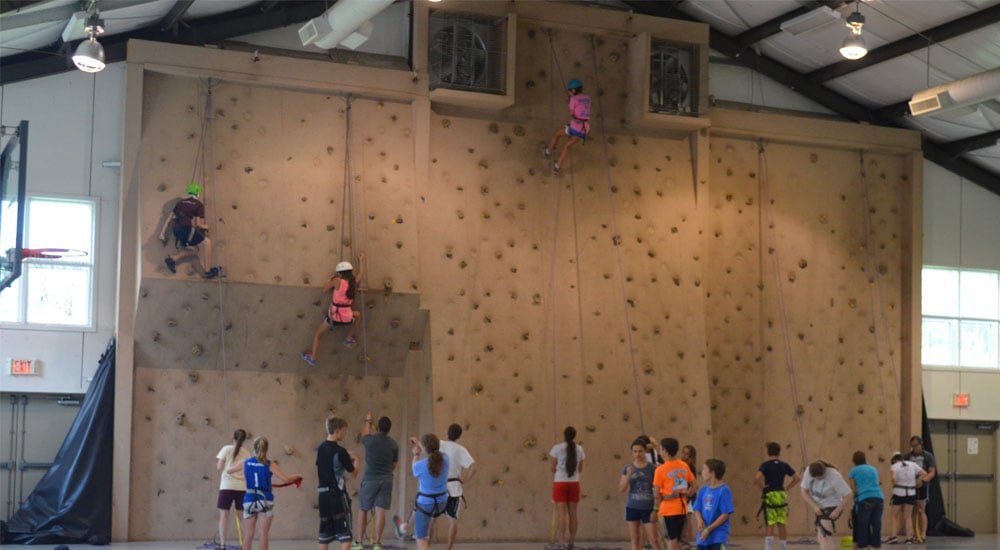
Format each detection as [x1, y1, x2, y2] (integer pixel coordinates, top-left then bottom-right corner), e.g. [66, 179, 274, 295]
[471, 383, 484, 396]
[283, 445, 295, 456]
[176, 413, 186, 426]
[188, 372, 199, 383]
[191, 344, 203, 356]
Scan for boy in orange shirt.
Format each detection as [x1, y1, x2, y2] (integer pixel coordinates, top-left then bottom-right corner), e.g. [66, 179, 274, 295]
[653, 438, 697, 550]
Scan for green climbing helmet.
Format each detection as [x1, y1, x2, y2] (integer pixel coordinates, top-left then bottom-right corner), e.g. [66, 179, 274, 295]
[186, 183, 202, 196]
[567, 78, 583, 91]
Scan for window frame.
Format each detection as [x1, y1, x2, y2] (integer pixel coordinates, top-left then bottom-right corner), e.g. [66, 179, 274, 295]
[0, 194, 98, 331]
[922, 266, 1000, 371]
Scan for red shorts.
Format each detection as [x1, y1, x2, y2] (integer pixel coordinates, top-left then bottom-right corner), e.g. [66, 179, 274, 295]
[552, 482, 580, 503]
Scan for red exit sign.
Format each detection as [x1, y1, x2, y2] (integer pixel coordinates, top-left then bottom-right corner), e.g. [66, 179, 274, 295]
[9, 358, 36, 375]
[953, 393, 970, 408]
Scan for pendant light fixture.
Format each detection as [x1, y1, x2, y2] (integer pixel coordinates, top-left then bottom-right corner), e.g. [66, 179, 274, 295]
[73, 10, 106, 73]
[839, 1, 868, 60]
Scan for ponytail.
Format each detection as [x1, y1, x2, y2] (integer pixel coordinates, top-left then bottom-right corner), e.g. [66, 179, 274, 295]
[253, 436, 269, 465]
[345, 271, 357, 300]
[232, 428, 247, 459]
[564, 426, 578, 477]
[422, 433, 444, 477]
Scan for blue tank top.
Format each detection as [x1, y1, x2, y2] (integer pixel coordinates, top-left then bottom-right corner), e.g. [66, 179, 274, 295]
[244, 456, 274, 501]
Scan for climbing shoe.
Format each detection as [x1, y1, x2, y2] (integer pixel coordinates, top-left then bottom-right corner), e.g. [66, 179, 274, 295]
[373, 544, 383, 550]
[350, 543, 363, 550]
[301, 352, 316, 366]
[552, 162, 561, 175]
[164, 257, 176, 273]
[343, 337, 358, 348]
[542, 145, 551, 158]
[203, 266, 221, 279]
[393, 515, 407, 538]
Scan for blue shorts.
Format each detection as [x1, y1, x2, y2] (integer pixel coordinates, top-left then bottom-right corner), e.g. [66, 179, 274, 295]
[625, 507, 654, 523]
[563, 125, 587, 139]
[413, 498, 448, 540]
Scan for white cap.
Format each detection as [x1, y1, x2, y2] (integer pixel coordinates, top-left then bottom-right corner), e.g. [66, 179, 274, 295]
[336, 261, 353, 273]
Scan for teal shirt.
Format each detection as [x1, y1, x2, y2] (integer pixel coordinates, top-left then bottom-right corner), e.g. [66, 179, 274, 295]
[849, 464, 883, 501]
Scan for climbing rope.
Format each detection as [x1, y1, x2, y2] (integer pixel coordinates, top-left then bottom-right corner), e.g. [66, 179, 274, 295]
[857, 150, 899, 449]
[546, 28, 564, 446]
[588, 34, 647, 436]
[757, 142, 809, 470]
[189, 78, 235, 437]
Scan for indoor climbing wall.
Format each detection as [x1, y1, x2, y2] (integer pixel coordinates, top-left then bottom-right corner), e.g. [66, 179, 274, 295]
[417, 20, 714, 539]
[125, 1, 917, 542]
[131, 73, 429, 540]
[703, 137, 906, 532]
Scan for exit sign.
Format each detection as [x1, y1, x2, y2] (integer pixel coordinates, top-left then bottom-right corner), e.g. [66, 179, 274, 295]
[9, 358, 36, 375]
[953, 393, 970, 408]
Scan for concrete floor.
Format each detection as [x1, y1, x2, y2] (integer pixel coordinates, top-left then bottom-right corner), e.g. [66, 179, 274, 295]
[3, 536, 996, 549]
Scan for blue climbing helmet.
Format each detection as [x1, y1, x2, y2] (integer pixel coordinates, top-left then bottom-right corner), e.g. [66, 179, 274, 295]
[185, 182, 202, 196]
[566, 78, 583, 91]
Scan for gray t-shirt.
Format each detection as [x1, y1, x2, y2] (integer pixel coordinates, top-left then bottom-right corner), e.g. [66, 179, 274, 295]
[362, 433, 399, 482]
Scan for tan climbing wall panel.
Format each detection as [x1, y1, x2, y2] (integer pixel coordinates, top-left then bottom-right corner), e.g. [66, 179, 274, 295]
[705, 138, 905, 532]
[128, 365, 424, 541]
[140, 74, 418, 291]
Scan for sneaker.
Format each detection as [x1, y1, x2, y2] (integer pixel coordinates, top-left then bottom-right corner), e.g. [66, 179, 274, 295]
[203, 266, 220, 279]
[393, 515, 407, 538]
[164, 257, 176, 273]
[884, 536, 899, 544]
[350, 543, 363, 550]
[344, 337, 357, 348]
[301, 352, 315, 366]
[542, 145, 551, 158]
[552, 162, 561, 175]
[373, 544, 383, 550]
[905, 538, 916, 545]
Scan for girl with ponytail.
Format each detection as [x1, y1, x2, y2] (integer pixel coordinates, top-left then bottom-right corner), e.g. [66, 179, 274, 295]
[550, 426, 586, 550]
[216, 428, 251, 548]
[228, 436, 301, 550]
[410, 433, 450, 550]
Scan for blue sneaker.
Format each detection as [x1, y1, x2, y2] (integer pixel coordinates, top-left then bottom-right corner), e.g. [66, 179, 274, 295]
[343, 337, 357, 348]
[301, 352, 315, 366]
[164, 257, 176, 273]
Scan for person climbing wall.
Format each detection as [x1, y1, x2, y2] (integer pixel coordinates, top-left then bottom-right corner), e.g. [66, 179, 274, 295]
[159, 182, 221, 279]
[302, 253, 365, 365]
[543, 78, 591, 175]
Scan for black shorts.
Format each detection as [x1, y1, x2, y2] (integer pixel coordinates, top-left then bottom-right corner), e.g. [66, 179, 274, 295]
[318, 491, 352, 544]
[173, 225, 205, 247]
[891, 494, 916, 506]
[915, 485, 928, 501]
[324, 313, 355, 328]
[662, 514, 686, 540]
[217, 489, 244, 511]
[445, 496, 461, 519]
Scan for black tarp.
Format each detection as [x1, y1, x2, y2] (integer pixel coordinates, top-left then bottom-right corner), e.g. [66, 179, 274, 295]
[2, 338, 114, 544]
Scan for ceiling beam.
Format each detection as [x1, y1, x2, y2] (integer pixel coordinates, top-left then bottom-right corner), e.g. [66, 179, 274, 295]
[159, 0, 196, 33]
[940, 129, 1000, 157]
[0, 1, 327, 85]
[735, 1, 847, 49]
[807, 2, 1000, 83]
[622, 0, 1000, 196]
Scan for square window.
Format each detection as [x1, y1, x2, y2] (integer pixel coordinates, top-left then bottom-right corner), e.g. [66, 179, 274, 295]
[959, 320, 998, 368]
[922, 268, 958, 317]
[922, 317, 957, 366]
[1, 196, 95, 329]
[959, 271, 999, 320]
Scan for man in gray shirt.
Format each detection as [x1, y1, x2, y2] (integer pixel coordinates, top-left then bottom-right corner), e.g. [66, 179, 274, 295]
[353, 413, 399, 550]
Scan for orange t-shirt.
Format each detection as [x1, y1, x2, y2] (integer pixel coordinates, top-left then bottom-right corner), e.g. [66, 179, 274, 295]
[653, 459, 695, 516]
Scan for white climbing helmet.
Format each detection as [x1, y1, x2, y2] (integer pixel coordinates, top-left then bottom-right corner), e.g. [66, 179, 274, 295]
[336, 261, 353, 273]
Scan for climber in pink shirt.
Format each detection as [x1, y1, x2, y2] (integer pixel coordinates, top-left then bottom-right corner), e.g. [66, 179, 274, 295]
[544, 78, 591, 175]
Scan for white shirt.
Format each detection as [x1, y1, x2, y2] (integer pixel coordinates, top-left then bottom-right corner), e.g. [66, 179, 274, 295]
[440, 440, 475, 497]
[801, 466, 851, 508]
[216, 444, 252, 491]
[550, 442, 585, 483]
[891, 461, 922, 496]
